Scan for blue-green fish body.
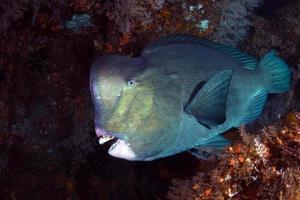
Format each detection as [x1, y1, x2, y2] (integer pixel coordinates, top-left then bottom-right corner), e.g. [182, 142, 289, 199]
[90, 34, 291, 161]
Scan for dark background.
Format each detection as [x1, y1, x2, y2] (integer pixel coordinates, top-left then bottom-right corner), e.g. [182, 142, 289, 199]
[0, 0, 299, 199]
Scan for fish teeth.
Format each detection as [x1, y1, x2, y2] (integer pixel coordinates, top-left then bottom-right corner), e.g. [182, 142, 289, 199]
[99, 135, 115, 145]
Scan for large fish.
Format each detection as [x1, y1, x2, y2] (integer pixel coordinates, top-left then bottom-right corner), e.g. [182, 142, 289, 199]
[90, 34, 291, 161]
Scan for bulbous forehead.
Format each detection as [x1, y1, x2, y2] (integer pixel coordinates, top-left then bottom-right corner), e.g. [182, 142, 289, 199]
[90, 55, 148, 79]
[89, 55, 150, 124]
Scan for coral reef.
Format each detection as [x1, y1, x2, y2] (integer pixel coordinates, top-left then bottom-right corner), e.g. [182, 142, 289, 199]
[93, 0, 223, 55]
[0, 0, 299, 199]
[168, 113, 300, 200]
[103, 0, 165, 33]
[212, 0, 263, 46]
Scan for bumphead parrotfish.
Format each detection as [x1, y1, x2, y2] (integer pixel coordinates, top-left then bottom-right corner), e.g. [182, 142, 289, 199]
[90, 34, 291, 161]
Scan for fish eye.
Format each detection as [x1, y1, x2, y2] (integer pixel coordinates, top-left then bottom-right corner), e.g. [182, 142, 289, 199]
[127, 79, 135, 87]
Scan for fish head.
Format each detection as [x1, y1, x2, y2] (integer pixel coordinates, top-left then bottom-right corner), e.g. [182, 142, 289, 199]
[90, 55, 181, 161]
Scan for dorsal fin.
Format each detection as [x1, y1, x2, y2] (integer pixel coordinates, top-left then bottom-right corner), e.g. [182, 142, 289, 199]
[143, 34, 258, 70]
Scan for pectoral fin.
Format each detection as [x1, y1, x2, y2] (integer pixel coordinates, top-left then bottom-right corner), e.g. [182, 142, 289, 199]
[185, 69, 232, 128]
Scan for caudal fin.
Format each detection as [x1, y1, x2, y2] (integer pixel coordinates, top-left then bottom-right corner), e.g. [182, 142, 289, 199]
[259, 50, 291, 93]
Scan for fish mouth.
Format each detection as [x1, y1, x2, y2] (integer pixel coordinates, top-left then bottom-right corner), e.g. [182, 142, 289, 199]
[95, 128, 137, 160]
[95, 128, 114, 144]
[98, 135, 130, 153]
[96, 127, 123, 144]
[96, 128, 129, 149]
[98, 135, 116, 145]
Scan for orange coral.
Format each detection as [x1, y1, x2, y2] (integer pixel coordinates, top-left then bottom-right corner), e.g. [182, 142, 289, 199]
[168, 112, 300, 200]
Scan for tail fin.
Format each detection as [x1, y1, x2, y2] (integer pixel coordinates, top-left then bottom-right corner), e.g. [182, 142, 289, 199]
[259, 50, 291, 93]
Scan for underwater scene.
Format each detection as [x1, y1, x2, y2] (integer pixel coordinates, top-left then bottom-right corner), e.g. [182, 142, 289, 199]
[0, 0, 300, 199]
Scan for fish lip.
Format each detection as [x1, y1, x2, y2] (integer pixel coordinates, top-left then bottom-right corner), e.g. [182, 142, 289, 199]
[95, 127, 128, 141]
[108, 139, 120, 151]
[95, 128, 135, 159]
[108, 138, 131, 150]
[95, 127, 109, 137]
[108, 139, 138, 161]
